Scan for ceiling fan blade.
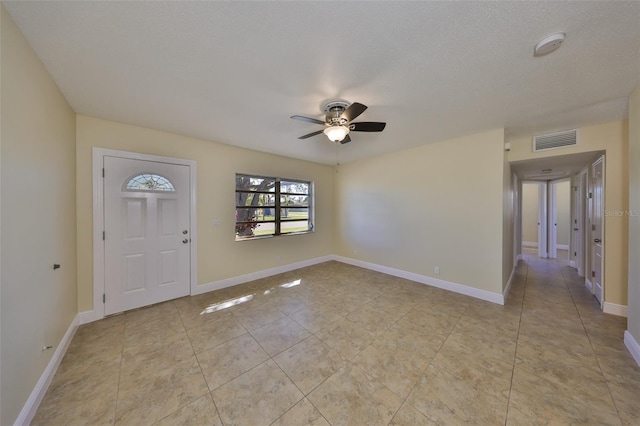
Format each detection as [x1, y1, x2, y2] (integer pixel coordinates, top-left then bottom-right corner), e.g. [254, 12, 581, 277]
[341, 102, 367, 122]
[291, 115, 326, 125]
[340, 134, 352, 144]
[298, 130, 324, 139]
[350, 122, 386, 132]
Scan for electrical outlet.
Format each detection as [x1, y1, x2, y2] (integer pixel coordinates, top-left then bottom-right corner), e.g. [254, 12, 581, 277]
[434, 267, 440, 275]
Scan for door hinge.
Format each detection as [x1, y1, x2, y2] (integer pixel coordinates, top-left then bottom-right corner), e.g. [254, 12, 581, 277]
[592, 271, 596, 278]
[103, 231, 105, 240]
[592, 225, 596, 231]
[103, 294, 106, 303]
[102, 168, 105, 178]
[574, 252, 577, 256]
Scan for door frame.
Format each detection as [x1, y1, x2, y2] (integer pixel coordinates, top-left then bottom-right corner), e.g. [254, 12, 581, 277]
[575, 168, 588, 276]
[589, 155, 605, 306]
[92, 148, 198, 319]
[548, 178, 571, 260]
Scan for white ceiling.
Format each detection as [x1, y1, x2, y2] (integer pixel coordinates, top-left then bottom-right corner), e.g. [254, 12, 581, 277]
[4, 1, 640, 165]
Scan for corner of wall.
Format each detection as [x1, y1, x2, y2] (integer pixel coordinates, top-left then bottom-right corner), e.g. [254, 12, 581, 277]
[627, 84, 640, 344]
[0, 4, 4, 423]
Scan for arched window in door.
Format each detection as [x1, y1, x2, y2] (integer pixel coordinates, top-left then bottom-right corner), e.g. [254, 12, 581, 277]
[124, 173, 175, 191]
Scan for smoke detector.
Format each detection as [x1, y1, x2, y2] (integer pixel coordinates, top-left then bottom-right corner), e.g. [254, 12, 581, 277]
[534, 33, 565, 56]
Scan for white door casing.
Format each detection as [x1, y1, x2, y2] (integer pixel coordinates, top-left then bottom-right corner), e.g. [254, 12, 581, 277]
[574, 169, 588, 276]
[92, 148, 197, 320]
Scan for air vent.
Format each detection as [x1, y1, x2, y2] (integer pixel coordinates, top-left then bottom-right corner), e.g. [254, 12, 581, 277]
[533, 129, 578, 152]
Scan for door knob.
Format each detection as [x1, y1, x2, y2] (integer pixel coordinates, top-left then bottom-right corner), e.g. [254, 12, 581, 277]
[594, 238, 601, 243]
[183, 230, 188, 234]
[182, 239, 189, 244]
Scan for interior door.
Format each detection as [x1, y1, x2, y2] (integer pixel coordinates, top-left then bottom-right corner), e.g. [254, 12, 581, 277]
[592, 156, 604, 305]
[575, 169, 587, 276]
[538, 182, 548, 258]
[104, 156, 191, 315]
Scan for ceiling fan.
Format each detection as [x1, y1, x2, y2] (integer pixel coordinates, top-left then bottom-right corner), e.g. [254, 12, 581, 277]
[291, 100, 386, 144]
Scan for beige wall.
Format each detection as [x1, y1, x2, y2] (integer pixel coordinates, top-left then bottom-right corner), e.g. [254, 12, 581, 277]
[334, 129, 506, 295]
[628, 85, 640, 341]
[0, 7, 77, 424]
[522, 183, 539, 244]
[76, 115, 334, 312]
[556, 180, 571, 247]
[510, 120, 629, 306]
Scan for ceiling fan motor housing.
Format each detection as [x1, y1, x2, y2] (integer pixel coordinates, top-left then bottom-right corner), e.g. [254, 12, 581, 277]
[323, 101, 350, 125]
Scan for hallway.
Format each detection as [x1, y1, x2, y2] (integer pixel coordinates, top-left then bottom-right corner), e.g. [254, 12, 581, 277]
[507, 249, 639, 424]
[32, 254, 639, 425]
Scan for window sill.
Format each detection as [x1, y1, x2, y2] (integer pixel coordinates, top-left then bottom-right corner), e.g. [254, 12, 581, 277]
[235, 229, 314, 242]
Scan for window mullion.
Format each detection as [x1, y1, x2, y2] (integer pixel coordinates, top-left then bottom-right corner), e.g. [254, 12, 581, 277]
[275, 179, 281, 235]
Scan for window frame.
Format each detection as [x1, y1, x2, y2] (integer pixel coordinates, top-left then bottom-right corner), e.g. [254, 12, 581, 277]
[235, 173, 314, 241]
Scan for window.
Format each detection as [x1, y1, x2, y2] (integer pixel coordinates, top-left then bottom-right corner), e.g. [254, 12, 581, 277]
[235, 174, 313, 240]
[125, 173, 175, 191]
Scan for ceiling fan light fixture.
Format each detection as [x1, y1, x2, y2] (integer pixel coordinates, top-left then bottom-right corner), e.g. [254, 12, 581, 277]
[324, 125, 350, 142]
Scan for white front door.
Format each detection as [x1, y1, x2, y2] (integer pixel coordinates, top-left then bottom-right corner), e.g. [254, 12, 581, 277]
[104, 156, 191, 315]
[592, 156, 604, 305]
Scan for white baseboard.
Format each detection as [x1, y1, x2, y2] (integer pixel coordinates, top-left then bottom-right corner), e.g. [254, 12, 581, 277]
[522, 241, 538, 248]
[603, 302, 628, 317]
[585, 278, 593, 292]
[517, 254, 524, 261]
[569, 260, 576, 268]
[198, 254, 505, 305]
[557, 244, 569, 250]
[502, 266, 516, 303]
[15, 315, 79, 425]
[194, 255, 334, 295]
[78, 310, 101, 325]
[624, 331, 640, 367]
[333, 255, 504, 305]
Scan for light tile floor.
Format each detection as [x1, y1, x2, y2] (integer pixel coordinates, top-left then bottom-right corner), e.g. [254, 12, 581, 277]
[33, 253, 640, 425]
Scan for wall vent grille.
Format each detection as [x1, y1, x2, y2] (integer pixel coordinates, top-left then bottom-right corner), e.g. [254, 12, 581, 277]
[533, 129, 578, 152]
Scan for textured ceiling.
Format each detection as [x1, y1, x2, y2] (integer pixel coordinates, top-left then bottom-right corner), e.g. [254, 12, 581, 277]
[4, 1, 640, 165]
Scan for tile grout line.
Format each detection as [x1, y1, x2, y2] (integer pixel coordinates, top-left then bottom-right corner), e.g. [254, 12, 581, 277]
[267, 332, 332, 426]
[563, 268, 626, 425]
[504, 258, 528, 426]
[274, 281, 427, 425]
[112, 312, 129, 424]
[175, 300, 227, 426]
[393, 300, 473, 425]
[360, 296, 449, 425]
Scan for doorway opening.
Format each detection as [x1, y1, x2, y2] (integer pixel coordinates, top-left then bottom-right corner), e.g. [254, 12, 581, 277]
[512, 151, 606, 309]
